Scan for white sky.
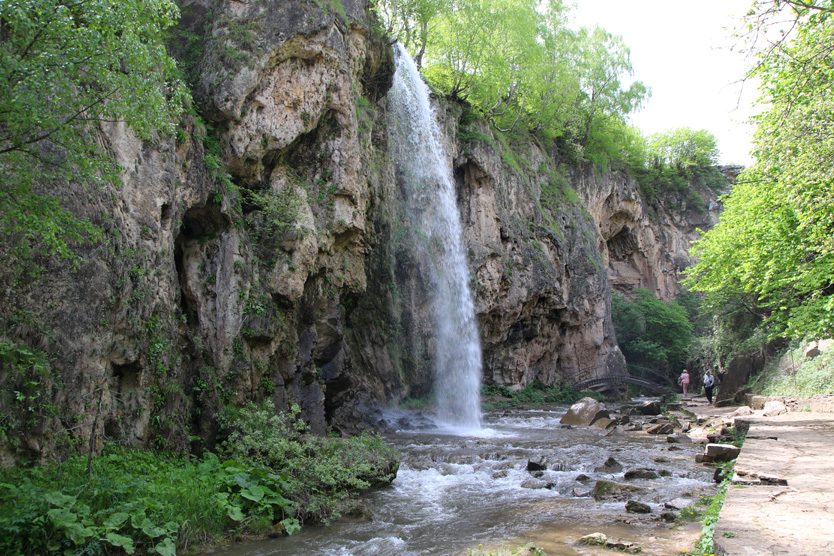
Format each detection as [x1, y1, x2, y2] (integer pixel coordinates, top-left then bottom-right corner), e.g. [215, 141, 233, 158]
[572, 0, 760, 165]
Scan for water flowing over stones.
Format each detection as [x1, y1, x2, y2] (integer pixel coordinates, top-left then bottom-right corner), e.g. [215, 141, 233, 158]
[386, 44, 482, 429]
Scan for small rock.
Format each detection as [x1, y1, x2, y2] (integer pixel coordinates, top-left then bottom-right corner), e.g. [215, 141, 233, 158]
[638, 401, 662, 415]
[521, 478, 548, 489]
[668, 445, 682, 451]
[624, 468, 660, 480]
[763, 400, 787, 417]
[572, 487, 592, 497]
[625, 500, 652, 514]
[527, 459, 547, 472]
[646, 423, 674, 435]
[575, 473, 592, 482]
[578, 532, 608, 546]
[664, 498, 693, 510]
[592, 479, 643, 501]
[591, 417, 615, 429]
[666, 434, 691, 444]
[492, 469, 509, 479]
[660, 511, 676, 522]
[595, 456, 623, 473]
[624, 422, 643, 432]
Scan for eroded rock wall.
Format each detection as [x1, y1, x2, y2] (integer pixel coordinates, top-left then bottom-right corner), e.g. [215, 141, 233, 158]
[574, 164, 726, 301]
[0, 0, 718, 462]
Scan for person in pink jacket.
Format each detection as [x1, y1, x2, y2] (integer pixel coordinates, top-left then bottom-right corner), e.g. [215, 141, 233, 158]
[677, 369, 690, 397]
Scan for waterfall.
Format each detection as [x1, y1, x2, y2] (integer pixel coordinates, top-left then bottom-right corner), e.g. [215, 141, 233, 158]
[387, 44, 482, 429]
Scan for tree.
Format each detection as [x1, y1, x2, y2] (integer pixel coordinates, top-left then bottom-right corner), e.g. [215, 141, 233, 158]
[0, 0, 187, 267]
[612, 290, 694, 374]
[646, 127, 719, 170]
[686, 1, 834, 340]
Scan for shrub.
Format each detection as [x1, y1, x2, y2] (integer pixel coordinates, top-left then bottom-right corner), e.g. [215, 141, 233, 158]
[220, 401, 400, 523]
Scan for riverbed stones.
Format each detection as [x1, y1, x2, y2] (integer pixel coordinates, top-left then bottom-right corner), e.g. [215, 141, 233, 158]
[592, 479, 643, 501]
[625, 500, 651, 513]
[595, 456, 623, 473]
[560, 397, 609, 427]
[645, 422, 674, 435]
[521, 477, 548, 489]
[624, 467, 659, 480]
[638, 401, 662, 415]
[526, 458, 547, 472]
[577, 533, 642, 554]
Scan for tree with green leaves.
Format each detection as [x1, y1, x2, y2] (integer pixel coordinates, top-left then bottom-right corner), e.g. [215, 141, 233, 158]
[0, 0, 187, 268]
[378, 0, 648, 165]
[686, 1, 834, 340]
[612, 289, 694, 374]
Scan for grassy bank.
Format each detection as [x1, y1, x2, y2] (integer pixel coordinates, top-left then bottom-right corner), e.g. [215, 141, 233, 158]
[745, 344, 834, 398]
[0, 401, 399, 555]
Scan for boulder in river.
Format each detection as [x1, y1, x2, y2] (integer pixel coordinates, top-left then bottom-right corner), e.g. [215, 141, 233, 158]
[526, 459, 547, 472]
[521, 477, 548, 489]
[592, 479, 643, 501]
[560, 397, 609, 426]
[625, 500, 652, 513]
[638, 401, 662, 415]
[578, 533, 642, 554]
[646, 423, 674, 435]
[595, 456, 623, 473]
[624, 468, 659, 480]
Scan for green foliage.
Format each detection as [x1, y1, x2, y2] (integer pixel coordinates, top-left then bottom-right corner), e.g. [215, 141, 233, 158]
[746, 344, 834, 397]
[380, 0, 648, 164]
[0, 0, 187, 267]
[481, 381, 602, 410]
[686, 3, 834, 340]
[629, 128, 726, 204]
[0, 402, 400, 554]
[220, 401, 400, 523]
[692, 467, 733, 555]
[0, 448, 230, 555]
[612, 289, 694, 374]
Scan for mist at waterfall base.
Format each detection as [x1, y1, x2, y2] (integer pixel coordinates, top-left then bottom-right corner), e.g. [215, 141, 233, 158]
[386, 44, 482, 431]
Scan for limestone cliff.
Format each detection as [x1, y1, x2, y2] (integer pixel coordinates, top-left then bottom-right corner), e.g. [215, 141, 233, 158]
[0, 0, 720, 463]
[574, 165, 727, 301]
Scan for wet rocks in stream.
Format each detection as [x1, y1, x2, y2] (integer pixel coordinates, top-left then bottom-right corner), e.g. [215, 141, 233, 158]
[592, 479, 644, 501]
[560, 397, 610, 426]
[578, 533, 642, 554]
[625, 500, 652, 513]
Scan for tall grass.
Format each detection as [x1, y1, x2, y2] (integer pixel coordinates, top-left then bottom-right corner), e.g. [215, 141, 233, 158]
[746, 344, 834, 397]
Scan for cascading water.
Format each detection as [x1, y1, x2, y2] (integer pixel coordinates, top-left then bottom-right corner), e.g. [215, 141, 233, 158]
[386, 44, 482, 429]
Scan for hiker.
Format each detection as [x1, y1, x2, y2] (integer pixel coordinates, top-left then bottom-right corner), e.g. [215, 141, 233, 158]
[677, 369, 690, 397]
[703, 369, 715, 405]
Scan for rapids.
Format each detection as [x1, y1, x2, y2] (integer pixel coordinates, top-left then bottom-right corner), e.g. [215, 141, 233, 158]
[210, 404, 715, 556]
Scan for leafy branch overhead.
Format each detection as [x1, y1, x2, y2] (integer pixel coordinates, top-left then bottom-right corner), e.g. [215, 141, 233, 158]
[686, 0, 834, 340]
[0, 0, 187, 264]
[375, 0, 649, 165]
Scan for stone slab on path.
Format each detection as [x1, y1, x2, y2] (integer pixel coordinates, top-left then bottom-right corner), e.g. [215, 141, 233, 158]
[693, 404, 834, 556]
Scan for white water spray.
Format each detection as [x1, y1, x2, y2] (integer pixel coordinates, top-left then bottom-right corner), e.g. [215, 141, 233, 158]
[387, 44, 482, 429]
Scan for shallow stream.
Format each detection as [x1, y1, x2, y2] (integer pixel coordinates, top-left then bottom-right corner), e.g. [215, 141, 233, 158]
[207, 404, 714, 556]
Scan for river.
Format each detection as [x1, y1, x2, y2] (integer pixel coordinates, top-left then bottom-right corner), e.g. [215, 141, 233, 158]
[207, 402, 715, 556]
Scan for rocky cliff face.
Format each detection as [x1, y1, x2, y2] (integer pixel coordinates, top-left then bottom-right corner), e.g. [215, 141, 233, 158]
[574, 165, 726, 301]
[0, 0, 718, 463]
